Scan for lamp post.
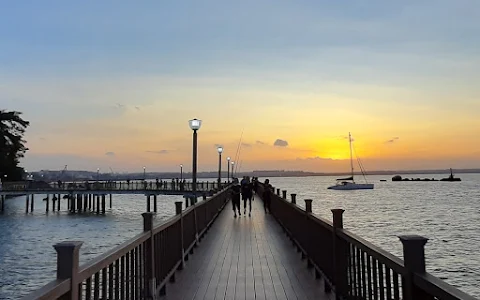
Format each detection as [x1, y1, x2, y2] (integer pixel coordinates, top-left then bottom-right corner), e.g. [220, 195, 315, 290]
[217, 146, 223, 188]
[231, 161, 235, 180]
[96, 168, 100, 181]
[143, 166, 146, 180]
[189, 118, 202, 201]
[180, 164, 183, 180]
[227, 157, 231, 183]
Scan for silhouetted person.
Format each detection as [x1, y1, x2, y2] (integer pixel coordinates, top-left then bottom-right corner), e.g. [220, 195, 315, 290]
[231, 179, 241, 217]
[263, 179, 273, 214]
[241, 176, 254, 217]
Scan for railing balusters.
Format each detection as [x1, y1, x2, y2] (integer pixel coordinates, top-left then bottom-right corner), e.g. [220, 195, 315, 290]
[86, 277, 92, 300]
[121, 256, 126, 300]
[361, 250, 367, 298]
[351, 244, 358, 297]
[115, 259, 120, 300]
[372, 257, 379, 300]
[108, 264, 114, 300]
[135, 246, 140, 300]
[101, 268, 107, 300]
[93, 272, 99, 300]
[393, 271, 400, 300]
[127, 250, 135, 299]
[126, 251, 131, 299]
[367, 254, 373, 300]
[356, 247, 362, 297]
[386, 267, 392, 300]
[378, 261, 385, 300]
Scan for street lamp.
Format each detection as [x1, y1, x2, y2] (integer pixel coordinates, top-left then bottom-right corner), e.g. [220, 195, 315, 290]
[180, 164, 183, 180]
[227, 157, 231, 183]
[189, 118, 202, 201]
[217, 146, 223, 188]
[96, 168, 100, 181]
[143, 166, 146, 180]
[231, 161, 235, 179]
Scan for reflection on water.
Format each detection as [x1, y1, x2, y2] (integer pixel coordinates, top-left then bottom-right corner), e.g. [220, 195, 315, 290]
[1, 174, 479, 299]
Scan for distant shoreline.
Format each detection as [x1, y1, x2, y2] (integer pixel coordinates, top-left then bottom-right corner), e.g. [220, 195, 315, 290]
[30, 168, 480, 181]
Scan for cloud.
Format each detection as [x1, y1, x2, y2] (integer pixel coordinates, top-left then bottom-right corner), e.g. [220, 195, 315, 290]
[241, 142, 252, 147]
[146, 150, 169, 154]
[39, 137, 47, 141]
[135, 106, 140, 110]
[105, 151, 115, 156]
[256, 141, 265, 145]
[385, 137, 400, 144]
[273, 139, 289, 147]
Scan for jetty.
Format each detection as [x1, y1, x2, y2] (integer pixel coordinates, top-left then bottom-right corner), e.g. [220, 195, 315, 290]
[0, 180, 220, 214]
[17, 183, 477, 300]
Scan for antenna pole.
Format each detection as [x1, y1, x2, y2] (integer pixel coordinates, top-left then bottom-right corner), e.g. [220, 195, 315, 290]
[349, 133, 354, 181]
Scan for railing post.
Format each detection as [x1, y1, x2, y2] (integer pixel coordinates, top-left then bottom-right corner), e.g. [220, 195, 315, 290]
[175, 201, 185, 270]
[399, 235, 433, 300]
[175, 201, 183, 215]
[282, 190, 287, 199]
[276, 188, 280, 196]
[305, 199, 313, 213]
[290, 193, 297, 204]
[331, 209, 348, 298]
[53, 241, 83, 300]
[142, 212, 157, 299]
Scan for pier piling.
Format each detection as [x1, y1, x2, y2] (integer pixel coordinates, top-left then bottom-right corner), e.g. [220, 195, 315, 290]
[96, 195, 100, 214]
[46, 195, 49, 212]
[101, 194, 106, 214]
[146, 195, 151, 212]
[25, 195, 29, 213]
[153, 195, 157, 213]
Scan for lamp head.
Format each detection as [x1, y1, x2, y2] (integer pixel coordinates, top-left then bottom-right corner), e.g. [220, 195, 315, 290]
[189, 118, 202, 131]
[180, 164, 183, 168]
[227, 156, 231, 161]
[217, 146, 223, 154]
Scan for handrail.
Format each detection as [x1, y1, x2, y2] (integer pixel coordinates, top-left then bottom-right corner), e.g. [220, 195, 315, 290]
[256, 181, 477, 300]
[1, 180, 221, 193]
[20, 185, 232, 300]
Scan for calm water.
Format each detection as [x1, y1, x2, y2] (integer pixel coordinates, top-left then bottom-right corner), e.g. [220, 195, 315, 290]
[0, 174, 479, 299]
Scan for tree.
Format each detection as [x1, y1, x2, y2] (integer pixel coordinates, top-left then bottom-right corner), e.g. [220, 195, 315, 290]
[0, 110, 30, 181]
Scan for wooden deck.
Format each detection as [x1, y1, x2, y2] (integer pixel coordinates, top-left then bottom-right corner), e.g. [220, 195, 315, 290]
[162, 198, 334, 300]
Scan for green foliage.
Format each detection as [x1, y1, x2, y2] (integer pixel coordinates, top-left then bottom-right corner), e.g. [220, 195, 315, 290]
[0, 110, 30, 181]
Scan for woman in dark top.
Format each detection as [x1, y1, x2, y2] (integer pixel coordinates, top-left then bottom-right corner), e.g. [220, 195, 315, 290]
[263, 178, 273, 214]
[231, 179, 242, 217]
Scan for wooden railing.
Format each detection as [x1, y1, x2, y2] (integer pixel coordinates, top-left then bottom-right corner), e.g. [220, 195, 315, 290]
[20, 186, 231, 300]
[1, 180, 221, 193]
[257, 183, 477, 300]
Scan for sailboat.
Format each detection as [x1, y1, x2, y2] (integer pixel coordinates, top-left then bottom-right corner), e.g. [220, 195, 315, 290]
[327, 133, 374, 190]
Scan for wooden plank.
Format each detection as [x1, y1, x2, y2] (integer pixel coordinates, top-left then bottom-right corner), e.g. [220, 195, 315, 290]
[161, 198, 334, 300]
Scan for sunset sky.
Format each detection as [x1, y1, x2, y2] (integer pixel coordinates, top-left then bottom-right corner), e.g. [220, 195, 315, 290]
[1, 1, 480, 173]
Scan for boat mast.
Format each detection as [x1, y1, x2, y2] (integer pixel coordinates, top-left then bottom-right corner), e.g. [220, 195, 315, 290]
[349, 132, 354, 182]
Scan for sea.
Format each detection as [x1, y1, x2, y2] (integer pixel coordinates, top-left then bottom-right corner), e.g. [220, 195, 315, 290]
[0, 174, 479, 299]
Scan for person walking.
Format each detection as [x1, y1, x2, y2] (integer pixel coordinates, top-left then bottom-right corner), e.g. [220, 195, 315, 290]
[241, 176, 254, 217]
[263, 178, 273, 214]
[231, 179, 241, 217]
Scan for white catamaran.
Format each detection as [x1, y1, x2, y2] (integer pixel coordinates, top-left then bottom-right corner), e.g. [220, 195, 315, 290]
[327, 133, 374, 190]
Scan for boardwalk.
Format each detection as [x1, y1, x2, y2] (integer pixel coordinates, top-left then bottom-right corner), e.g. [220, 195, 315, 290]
[163, 198, 334, 300]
